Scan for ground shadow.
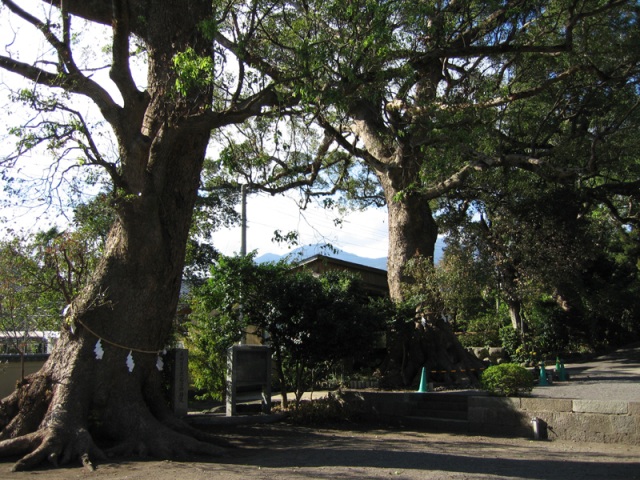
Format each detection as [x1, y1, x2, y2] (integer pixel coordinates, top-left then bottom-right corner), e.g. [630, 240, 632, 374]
[207, 423, 640, 480]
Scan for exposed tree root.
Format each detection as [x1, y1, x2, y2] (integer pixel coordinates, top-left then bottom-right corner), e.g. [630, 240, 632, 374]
[0, 426, 106, 472]
[104, 428, 226, 460]
[0, 371, 227, 471]
[160, 415, 235, 449]
[0, 375, 53, 440]
[0, 412, 227, 471]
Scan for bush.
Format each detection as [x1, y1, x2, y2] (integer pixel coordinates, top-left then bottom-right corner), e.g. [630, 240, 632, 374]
[458, 313, 503, 348]
[284, 392, 366, 425]
[481, 363, 533, 397]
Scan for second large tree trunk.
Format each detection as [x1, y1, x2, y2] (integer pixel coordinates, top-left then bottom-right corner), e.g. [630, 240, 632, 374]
[379, 170, 439, 302]
[376, 166, 484, 387]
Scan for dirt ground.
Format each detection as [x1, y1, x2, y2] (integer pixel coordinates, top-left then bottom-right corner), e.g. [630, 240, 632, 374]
[1, 422, 639, 480]
[3, 345, 640, 479]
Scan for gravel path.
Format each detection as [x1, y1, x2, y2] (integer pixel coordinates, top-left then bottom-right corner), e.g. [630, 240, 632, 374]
[531, 343, 640, 401]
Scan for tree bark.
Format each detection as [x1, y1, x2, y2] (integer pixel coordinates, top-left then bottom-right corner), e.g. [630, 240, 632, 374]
[0, 0, 245, 470]
[381, 174, 439, 301]
[507, 299, 524, 332]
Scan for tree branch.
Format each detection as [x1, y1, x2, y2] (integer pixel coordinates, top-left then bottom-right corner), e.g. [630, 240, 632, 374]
[194, 85, 283, 130]
[41, 0, 145, 34]
[0, 1, 122, 126]
[109, 0, 144, 108]
[317, 117, 389, 174]
[215, 32, 284, 83]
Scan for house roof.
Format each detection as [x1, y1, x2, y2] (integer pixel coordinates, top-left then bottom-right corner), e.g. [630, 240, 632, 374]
[293, 254, 389, 296]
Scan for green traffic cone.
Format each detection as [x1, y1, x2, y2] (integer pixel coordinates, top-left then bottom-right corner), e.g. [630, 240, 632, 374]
[418, 367, 429, 393]
[559, 362, 567, 381]
[539, 363, 549, 386]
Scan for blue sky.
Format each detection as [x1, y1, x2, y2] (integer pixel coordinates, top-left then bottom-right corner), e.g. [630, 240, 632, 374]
[211, 191, 389, 259]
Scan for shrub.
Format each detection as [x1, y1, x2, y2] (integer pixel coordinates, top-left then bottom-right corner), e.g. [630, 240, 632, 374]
[285, 392, 366, 425]
[481, 363, 533, 397]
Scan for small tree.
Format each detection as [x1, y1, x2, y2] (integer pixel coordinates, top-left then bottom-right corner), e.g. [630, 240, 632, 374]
[0, 239, 59, 379]
[186, 255, 385, 408]
[184, 255, 255, 401]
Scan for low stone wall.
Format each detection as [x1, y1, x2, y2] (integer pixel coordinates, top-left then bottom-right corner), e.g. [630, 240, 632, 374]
[340, 391, 640, 446]
[469, 396, 640, 445]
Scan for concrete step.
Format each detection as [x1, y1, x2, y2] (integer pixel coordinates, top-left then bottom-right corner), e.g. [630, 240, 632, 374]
[402, 416, 470, 434]
[410, 407, 468, 420]
[407, 394, 469, 420]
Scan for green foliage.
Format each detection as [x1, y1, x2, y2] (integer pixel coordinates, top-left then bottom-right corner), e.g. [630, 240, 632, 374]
[499, 326, 537, 366]
[71, 193, 116, 248]
[497, 302, 572, 365]
[457, 313, 504, 349]
[0, 239, 48, 338]
[185, 255, 386, 403]
[183, 254, 254, 400]
[481, 364, 534, 397]
[172, 47, 214, 96]
[0, 194, 120, 356]
[0, 235, 75, 356]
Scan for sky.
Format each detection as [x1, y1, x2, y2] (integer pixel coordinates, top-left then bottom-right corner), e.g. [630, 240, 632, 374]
[211, 191, 389, 259]
[0, 4, 390, 260]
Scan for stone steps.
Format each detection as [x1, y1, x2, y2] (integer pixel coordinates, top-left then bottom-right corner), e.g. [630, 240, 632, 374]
[403, 393, 470, 431]
[403, 415, 470, 433]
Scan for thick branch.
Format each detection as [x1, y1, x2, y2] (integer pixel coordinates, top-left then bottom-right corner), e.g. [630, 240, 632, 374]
[4, 0, 80, 76]
[592, 179, 640, 197]
[318, 117, 389, 174]
[42, 0, 147, 35]
[0, 55, 120, 127]
[349, 100, 397, 165]
[422, 151, 581, 200]
[194, 85, 283, 130]
[109, 0, 143, 107]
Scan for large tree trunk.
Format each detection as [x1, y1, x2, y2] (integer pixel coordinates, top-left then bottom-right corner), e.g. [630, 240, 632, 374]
[372, 165, 484, 387]
[0, 130, 220, 472]
[381, 173, 439, 301]
[349, 91, 483, 387]
[0, 0, 229, 471]
[0, 132, 221, 471]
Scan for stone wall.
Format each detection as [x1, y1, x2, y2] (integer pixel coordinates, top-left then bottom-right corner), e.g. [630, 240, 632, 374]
[339, 391, 640, 446]
[468, 396, 640, 445]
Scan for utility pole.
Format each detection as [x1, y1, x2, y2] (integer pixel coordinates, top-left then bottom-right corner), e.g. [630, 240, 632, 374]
[240, 184, 247, 257]
[239, 184, 247, 344]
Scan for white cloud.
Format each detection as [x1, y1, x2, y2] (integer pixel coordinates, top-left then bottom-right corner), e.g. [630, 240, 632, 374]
[211, 191, 389, 259]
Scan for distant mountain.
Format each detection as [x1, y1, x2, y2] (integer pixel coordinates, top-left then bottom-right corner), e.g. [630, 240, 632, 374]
[256, 244, 387, 270]
[255, 238, 446, 270]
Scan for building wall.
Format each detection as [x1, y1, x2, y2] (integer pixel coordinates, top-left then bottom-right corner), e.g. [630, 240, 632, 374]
[0, 356, 48, 398]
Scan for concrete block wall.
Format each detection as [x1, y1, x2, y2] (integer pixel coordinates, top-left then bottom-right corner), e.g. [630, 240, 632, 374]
[468, 396, 640, 445]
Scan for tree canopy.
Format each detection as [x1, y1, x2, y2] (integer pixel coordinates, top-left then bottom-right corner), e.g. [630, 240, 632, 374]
[0, 0, 638, 471]
[213, 0, 640, 299]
